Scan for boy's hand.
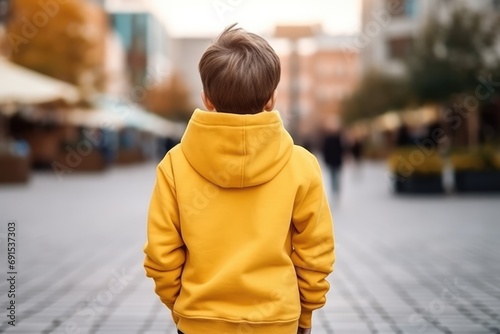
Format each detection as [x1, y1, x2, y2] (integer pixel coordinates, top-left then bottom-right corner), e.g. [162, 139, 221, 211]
[298, 328, 311, 334]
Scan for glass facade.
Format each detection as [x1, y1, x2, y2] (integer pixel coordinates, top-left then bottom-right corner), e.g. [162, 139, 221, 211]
[108, 12, 169, 91]
[404, 0, 418, 18]
[387, 0, 419, 18]
[111, 13, 149, 86]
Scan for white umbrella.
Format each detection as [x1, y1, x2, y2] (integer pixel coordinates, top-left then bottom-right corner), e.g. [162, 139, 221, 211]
[65, 108, 125, 130]
[0, 59, 80, 106]
[98, 96, 186, 138]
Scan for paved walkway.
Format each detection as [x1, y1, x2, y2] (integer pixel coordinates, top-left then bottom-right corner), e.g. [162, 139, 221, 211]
[0, 161, 499, 333]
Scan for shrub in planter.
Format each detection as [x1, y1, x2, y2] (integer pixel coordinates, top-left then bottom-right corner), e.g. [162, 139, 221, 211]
[451, 147, 500, 193]
[388, 147, 444, 194]
[493, 152, 500, 169]
[116, 147, 144, 165]
[0, 140, 31, 184]
[54, 150, 107, 173]
[0, 154, 30, 184]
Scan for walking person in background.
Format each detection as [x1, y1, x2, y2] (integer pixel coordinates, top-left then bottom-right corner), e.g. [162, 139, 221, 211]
[349, 132, 364, 180]
[322, 127, 344, 203]
[350, 138, 363, 166]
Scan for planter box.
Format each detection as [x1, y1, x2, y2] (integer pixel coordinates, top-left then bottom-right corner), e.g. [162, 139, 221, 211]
[23, 131, 62, 167]
[0, 154, 30, 184]
[454, 171, 500, 193]
[54, 150, 107, 172]
[393, 173, 444, 194]
[116, 148, 144, 165]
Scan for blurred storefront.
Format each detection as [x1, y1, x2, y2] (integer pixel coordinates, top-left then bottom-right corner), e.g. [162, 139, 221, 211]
[350, 0, 500, 195]
[0, 58, 81, 182]
[0, 0, 185, 184]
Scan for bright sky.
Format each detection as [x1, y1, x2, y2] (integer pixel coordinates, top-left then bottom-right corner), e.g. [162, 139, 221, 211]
[146, 0, 361, 38]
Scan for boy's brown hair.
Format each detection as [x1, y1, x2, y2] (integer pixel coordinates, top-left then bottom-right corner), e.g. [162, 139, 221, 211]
[199, 24, 281, 115]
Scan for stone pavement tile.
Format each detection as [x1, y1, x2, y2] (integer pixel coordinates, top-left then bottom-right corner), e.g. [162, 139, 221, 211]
[319, 313, 361, 323]
[400, 327, 445, 334]
[147, 303, 177, 333]
[371, 322, 401, 333]
[148, 325, 176, 334]
[97, 280, 157, 333]
[327, 324, 373, 332]
[383, 306, 416, 317]
[451, 332, 498, 334]
[2, 323, 45, 333]
[33, 268, 137, 329]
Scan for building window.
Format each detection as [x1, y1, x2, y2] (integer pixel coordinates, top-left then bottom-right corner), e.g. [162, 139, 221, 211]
[388, 37, 414, 59]
[315, 86, 330, 102]
[315, 62, 330, 78]
[335, 65, 345, 78]
[388, 0, 418, 18]
[334, 87, 345, 100]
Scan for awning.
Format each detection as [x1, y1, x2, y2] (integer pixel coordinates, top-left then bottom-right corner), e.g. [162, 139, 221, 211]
[65, 108, 125, 130]
[0, 59, 80, 105]
[402, 105, 440, 127]
[374, 112, 402, 132]
[97, 96, 186, 137]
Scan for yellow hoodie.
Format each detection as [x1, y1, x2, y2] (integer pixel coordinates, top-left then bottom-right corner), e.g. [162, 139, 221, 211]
[144, 109, 335, 334]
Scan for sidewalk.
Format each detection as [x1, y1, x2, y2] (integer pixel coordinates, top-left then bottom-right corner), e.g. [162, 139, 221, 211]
[0, 161, 499, 333]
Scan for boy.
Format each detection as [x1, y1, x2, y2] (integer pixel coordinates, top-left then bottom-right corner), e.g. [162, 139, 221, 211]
[144, 24, 335, 334]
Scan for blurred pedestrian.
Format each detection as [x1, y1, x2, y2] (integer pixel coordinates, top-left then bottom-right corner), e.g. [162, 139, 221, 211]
[322, 131, 344, 200]
[396, 124, 412, 147]
[351, 139, 363, 164]
[144, 25, 335, 334]
[350, 136, 364, 180]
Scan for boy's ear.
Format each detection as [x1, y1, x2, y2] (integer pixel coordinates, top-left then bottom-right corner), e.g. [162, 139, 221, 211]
[264, 90, 278, 111]
[201, 91, 216, 111]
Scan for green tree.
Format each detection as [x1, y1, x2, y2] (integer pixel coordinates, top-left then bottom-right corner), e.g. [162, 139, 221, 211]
[342, 71, 413, 125]
[408, 6, 500, 104]
[343, 5, 500, 140]
[409, 6, 500, 146]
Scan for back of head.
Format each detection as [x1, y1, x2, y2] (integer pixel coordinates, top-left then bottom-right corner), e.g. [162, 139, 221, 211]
[199, 24, 281, 115]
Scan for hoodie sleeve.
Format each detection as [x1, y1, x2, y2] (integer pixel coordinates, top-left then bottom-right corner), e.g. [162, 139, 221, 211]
[291, 154, 335, 329]
[144, 161, 185, 320]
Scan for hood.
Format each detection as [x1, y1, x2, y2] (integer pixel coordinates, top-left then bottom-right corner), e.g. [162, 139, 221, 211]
[181, 109, 294, 188]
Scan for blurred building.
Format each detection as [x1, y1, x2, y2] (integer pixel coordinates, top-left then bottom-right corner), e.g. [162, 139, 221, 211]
[99, 0, 171, 96]
[361, 0, 431, 75]
[272, 26, 360, 142]
[169, 37, 212, 108]
[311, 36, 361, 126]
[361, 0, 500, 75]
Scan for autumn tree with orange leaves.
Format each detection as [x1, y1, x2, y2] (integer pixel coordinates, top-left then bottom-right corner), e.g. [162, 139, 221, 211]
[4, 0, 109, 93]
[144, 72, 193, 121]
